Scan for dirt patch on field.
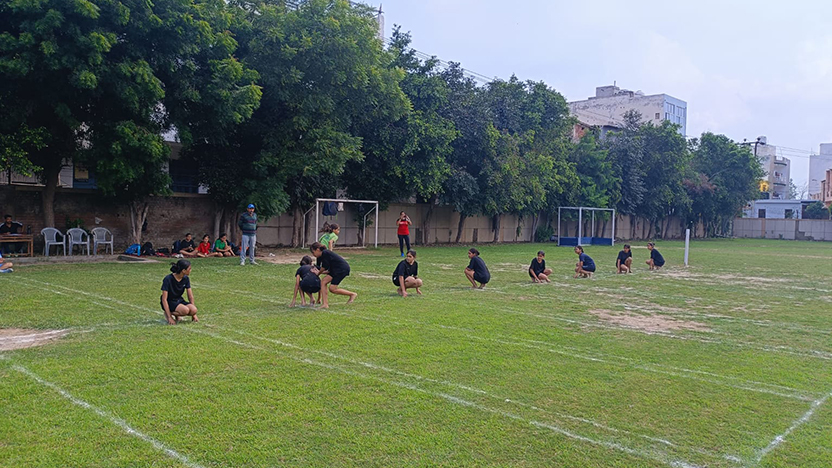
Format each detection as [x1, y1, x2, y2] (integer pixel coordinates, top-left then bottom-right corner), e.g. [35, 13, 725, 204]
[0, 329, 69, 351]
[589, 309, 711, 333]
[257, 247, 375, 265]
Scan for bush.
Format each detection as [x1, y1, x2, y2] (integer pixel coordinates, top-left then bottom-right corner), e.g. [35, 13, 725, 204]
[804, 201, 829, 220]
[534, 223, 554, 242]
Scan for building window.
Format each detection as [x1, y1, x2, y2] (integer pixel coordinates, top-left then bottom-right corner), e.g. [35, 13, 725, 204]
[785, 209, 794, 219]
[758, 209, 766, 218]
[655, 112, 660, 119]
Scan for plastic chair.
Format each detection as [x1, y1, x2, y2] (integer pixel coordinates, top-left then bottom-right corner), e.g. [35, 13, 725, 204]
[41, 228, 66, 256]
[66, 228, 90, 256]
[91, 227, 114, 255]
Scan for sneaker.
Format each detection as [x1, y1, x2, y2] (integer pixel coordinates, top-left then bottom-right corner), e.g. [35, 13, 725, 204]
[240, 260, 245, 266]
[401, 253, 405, 257]
[0, 268, 11, 273]
[250, 260, 258, 265]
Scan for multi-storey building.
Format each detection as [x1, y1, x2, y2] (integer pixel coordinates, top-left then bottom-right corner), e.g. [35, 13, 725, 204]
[809, 143, 832, 199]
[754, 139, 791, 200]
[568, 85, 687, 137]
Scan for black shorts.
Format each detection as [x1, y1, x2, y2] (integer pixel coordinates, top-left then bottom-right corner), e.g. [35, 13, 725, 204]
[583, 266, 596, 272]
[392, 276, 412, 287]
[654, 262, 665, 267]
[300, 280, 321, 294]
[329, 269, 350, 286]
[473, 273, 490, 284]
[161, 297, 189, 313]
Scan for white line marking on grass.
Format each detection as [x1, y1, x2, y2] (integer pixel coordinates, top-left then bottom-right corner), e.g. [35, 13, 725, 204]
[22, 277, 722, 466]
[756, 390, 832, 462]
[9, 363, 206, 468]
[322, 308, 822, 402]
[187, 328, 707, 468]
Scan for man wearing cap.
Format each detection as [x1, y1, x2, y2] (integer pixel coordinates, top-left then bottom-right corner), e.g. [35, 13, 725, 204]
[238, 204, 258, 265]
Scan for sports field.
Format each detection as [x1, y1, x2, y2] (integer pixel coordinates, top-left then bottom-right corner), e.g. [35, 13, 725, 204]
[2, 239, 831, 467]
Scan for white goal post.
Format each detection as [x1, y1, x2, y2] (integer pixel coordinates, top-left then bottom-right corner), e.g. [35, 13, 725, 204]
[557, 206, 616, 246]
[302, 198, 380, 248]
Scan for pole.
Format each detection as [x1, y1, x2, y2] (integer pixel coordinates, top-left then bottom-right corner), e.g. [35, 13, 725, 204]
[374, 202, 379, 248]
[611, 209, 616, 246]
[315, 200, 319, 246]
[684, 228, 690, 266]
[557, 208, 561, 246]
[578, 208, 583, 246]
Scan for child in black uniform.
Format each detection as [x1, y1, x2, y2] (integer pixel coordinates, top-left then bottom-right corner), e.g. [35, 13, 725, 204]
[160, 259, 198, 324]
[574, 246, 596, 278]
[465, 248, 490, 289]
[646, 242, 665, 270]
[393, 249, 422, 297]
[529, 250, 552, 283]
[291, 255, 321, 307]
[310, 242, 357, 308]
[616, 244, 633, 274]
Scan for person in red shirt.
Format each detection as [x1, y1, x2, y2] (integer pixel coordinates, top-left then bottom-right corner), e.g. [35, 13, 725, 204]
[197, 234, 222, 258]
[396, 211, 412, 257]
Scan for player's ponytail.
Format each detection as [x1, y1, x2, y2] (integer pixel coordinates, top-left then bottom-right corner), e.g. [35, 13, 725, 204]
[170, 259, 191, 274]
[319, 221, 331, 234]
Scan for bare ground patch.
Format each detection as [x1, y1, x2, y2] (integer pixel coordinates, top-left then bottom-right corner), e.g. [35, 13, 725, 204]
[0, 329, 69, 351]
[589, 309, 711, 333]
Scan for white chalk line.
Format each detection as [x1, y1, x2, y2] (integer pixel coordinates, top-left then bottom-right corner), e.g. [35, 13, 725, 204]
[211, 321, 744, 465]
[150, 276, 823, 401]
[756, 390, 832, 462]
[21, 275, 825, 400]
[18, 277, 721, 467]
[6, 362, 205, 468]
[186, 327, 708, 468]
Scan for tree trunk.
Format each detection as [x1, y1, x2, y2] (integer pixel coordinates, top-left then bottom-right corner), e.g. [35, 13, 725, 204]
[455, 213, 467, 243]
[129, 201, 150, 245]
[492, 214, 501, 243]
[646, 218, 654, 239]
[530, 213, 539, 242]
[290, 204, 303, 247]
[222, 211, 233, 241]
[41, 162, 61, 228]
[422, 194, 437, 245]
[213, 207, 223, 241]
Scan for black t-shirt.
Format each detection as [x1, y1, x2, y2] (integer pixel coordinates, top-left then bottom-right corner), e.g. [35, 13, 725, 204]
[579, 253, 595, 270]
[161, 274, 191, 302]
[467, 256, 490, 281]
[616, 250, 632, 265]
[651, 249, 665, 266]
[180, 239, 196, 251]
[316, 249, 349, 275]
[393, 260, 418, 282]
[0, 222, 21, 234]
[529, 258, 546, 275]
[296, 264, 316, 280]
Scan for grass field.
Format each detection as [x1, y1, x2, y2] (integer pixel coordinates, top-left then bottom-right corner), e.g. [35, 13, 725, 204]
[2, 239, 831, 467]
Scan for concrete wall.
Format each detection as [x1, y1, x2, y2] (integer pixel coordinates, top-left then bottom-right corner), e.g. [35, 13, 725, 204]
[733, 217, 832, 241]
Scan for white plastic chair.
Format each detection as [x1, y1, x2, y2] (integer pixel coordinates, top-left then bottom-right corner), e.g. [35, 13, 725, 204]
[41, 228, 66, 256]
[91, 227, 114, 255]
[66, 228, 90, 256]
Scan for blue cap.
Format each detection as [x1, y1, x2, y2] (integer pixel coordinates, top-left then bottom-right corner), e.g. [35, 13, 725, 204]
[247, 204, 255, 209]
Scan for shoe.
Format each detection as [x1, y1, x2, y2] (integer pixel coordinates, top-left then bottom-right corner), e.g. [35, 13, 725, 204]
[0, 268, 11, 273]
[250, 260, 258, 265]
[401, 253, 405, 257]
[240, 260, 245, 266]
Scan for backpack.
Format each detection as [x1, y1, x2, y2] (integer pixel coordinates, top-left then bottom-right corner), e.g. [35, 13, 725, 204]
[322, 201, 339, 216]
[141, 242, 155, 256]
[172, 239, 182, 253]
[124, 244, 141, 256]
[157, 247, 170, 255]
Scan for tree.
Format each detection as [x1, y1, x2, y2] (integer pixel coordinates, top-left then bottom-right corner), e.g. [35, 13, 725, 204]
[804, 201, 829, 220]
[192, 0, 408, 246]
[636, 120, 690, 238]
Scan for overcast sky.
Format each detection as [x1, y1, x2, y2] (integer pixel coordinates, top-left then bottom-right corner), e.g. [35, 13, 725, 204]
[379, 0, 832, 188]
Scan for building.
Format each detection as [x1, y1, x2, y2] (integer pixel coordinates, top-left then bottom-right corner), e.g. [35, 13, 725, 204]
[809, 143, 832, 199]
[754, 138, 791, 200]
[743, 199, 815, 219]
[568, 85, 687, 137]
[817, 168, 832, 207]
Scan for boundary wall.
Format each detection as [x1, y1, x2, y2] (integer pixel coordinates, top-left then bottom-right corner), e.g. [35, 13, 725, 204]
[733, 217, 832, 241]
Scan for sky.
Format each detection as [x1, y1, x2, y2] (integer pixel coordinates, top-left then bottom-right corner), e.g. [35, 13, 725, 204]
[377, 0, 832, 188]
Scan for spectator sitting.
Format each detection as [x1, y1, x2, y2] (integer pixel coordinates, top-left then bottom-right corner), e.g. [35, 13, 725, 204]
[0, 214, 23, 254]
[0, 251, 13, 273]
[178, 233, 199, 258]
[213, 233, 234, 257]
[197, 234, 222, 257]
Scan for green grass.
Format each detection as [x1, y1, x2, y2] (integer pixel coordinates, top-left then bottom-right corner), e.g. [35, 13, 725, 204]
[2, 239, 831, 467]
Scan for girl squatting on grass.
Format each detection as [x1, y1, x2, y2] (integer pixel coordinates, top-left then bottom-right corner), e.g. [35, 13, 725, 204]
[529, 250, 552, 283]
[291, 255, 322, 307]
[160, 259, 198, 324]
[310, 242, 357, 308]
[574, 246, 596, 278]
[464, 248, 490, 289]
[393, 249, 422, 297]
[646, 242, 666, 270]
